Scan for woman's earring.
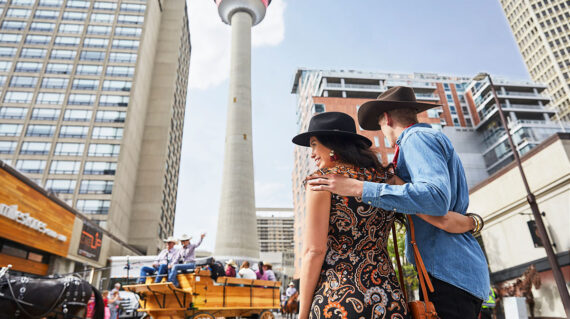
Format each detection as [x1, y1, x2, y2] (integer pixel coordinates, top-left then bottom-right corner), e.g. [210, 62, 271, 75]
[330, 150, 338, 162]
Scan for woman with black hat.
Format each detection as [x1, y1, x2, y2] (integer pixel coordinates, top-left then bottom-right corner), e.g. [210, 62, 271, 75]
[293, 111, 410, 318]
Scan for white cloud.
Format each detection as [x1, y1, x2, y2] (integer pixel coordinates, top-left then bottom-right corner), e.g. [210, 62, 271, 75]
[188, 0, 286, 90]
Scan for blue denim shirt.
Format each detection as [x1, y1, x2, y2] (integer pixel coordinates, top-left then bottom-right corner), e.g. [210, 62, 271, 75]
[362, 123, 490, 300]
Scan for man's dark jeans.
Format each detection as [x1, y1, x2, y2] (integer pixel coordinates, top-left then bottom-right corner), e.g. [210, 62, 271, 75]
[419, 275, 483, 319]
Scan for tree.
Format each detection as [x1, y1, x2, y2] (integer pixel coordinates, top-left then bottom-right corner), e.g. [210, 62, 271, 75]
[387, 221, 418, 300]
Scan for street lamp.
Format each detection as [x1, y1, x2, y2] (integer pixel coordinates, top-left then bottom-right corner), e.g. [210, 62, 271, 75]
[473, 72, 570, 316]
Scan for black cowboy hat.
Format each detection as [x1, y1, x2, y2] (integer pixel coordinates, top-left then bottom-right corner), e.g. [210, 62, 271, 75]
[357, 86, 441, 131]
[292, 112, 372, 147]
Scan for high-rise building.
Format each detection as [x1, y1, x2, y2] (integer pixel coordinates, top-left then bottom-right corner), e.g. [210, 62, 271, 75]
[499, 0, 570, 121]
[0, 0, 190, 254]
[290, 68, 568, 277]
[213, 0, 271, 259]
[256, 207, 295, 277]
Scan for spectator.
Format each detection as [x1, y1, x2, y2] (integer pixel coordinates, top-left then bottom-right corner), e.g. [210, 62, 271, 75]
[255, 261, 264, 279]
[101, 290, 111, 319]
[225, 260, 237, 277]
[238, 261, 256, 279]
[108, 290, 120, 319]
[261, 263, 276, 281]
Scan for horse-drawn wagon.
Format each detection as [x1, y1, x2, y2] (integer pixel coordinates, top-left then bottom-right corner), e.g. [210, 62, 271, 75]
[124, 268, 280, 319]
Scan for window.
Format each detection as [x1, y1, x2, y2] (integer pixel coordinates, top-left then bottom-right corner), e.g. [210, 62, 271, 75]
[4, 91, 34, 103]
[59, 125, 88, 138]
[36, 92, 64, 104]
[95, 110, 125, 123]
[0, 47, 17, 57]
[45, 179, 76, 194]
[76, 64, 102, 75]
[50, 160, 80, 174]
[50, 49, 76, 60]
[0, 75, 5, 86]
[54, 36, 80, 46]
[88, 143, 120, 157]
[26, 124, 55, 137]
[0, 107, 27, 119]
[83, 161, 116, 175]
[120, 3, 145, 12]
[83, 38, 108, 48]
[34, 10, 59, 19]
[45, 63, 72, 74]
[115, 27, 141, 37]
[31, 108, 60, 120]
[39, 0, 63, 7]
[11, 0, 34, 6]
[86, 25, 111, 35]
[93, 1, 117, 10]
[0, 33, 22, 44]
[72, 79, 99, 90]
[62, 11, 87, 21]
[41, 77, 68, 89]
[117, 14, 144, 25]
[109, 52, 137, 63]
[384, 137, 391, 148]
[25, 35, 51, 45]
[16, 160, 46, 174]
[427, 109, 439, 118]
[106, 66, 134, 77]
[387, 153, 395, 163]
[63, 109, 92, 122]
[79, 180, 113, 194]
[102, 80, 131, 91]
[30, 22, 55, 32]
[99, 95, 128, 107]
[6, 9, 32, 18]
[20, 142, 51, 154]
[66, 0, 89, 9]
[68, 94, 95, 105]
[10, 76, 38, 88]
[0, 141, 17, 154]
[76, 199, 110, 214]
[1, 21, 27, 31]
[91, 13, 115, 23]
[0, 61, 12, 72]
[112, 39, 139, 50]
[79, 50, 106, 61]
[54, 142, 84, 156]
[20, 48, 47, 58]
[58, 24, 83, 34]
[449, 105, 457, 114]
[92, 126, 123, 139]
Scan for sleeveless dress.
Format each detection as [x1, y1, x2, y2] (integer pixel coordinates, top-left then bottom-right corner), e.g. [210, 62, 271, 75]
[307, 165, 409, 319]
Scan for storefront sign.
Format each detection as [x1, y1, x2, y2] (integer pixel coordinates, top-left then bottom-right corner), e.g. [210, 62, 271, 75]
[77, 223, 103, 261]
[0, 204, 67, 242]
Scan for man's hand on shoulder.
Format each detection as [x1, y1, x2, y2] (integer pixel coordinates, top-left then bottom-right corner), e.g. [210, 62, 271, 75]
[306, 174, 363, 197]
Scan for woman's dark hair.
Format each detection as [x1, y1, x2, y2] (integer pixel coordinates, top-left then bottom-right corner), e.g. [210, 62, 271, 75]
[258, 261, 264, 275]
[316, 135, 383, 171]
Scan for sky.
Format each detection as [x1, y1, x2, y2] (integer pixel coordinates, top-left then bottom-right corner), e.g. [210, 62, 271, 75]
[174, 0, 531, 252]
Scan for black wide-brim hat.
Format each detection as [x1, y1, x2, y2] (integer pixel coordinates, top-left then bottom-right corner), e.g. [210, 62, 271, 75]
[292, 112, 372, 147]
[358, 86, 441, 131]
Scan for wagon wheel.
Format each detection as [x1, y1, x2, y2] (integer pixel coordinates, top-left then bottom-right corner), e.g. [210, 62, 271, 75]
[188, 312, 215, 319]
[259, 310, 274, 319]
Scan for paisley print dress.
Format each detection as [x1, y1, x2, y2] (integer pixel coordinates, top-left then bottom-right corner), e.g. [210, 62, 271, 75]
[308, 165, 409, 319]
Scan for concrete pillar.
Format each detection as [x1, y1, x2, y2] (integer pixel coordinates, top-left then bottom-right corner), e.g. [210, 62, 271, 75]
[214, 11, 260, 259]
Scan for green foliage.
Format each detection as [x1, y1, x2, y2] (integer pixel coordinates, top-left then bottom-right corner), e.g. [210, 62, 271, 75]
[387, 222, 418, 295]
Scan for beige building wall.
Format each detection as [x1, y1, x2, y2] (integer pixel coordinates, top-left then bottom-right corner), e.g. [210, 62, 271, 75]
[469, 133, 570, 318]
[499, 0, 570, 121]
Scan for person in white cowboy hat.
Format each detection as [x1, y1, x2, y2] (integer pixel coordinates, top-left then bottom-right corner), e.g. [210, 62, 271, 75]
[282, 282, 297, 307]
[167, 233, 205, 287]
[138, 236, 179, 284]
[225, 259, 237, 277]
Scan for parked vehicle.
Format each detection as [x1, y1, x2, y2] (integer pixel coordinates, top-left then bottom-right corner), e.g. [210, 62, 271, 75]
[118, 290, 145, 319]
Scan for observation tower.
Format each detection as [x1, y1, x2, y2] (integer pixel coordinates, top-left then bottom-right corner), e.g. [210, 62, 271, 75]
[213, 0, 271, 259]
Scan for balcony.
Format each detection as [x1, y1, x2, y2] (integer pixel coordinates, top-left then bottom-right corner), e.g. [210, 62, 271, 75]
[415, 93, 439, 101]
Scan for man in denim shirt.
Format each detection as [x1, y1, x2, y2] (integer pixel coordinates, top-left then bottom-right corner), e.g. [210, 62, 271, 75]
[307, 86, 489, 319]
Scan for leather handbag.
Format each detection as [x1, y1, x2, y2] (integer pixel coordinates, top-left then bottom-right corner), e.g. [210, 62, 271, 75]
[392, 216, 439, 319]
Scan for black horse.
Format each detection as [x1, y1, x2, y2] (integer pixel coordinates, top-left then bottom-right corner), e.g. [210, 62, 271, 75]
[0, 271, 104, 319]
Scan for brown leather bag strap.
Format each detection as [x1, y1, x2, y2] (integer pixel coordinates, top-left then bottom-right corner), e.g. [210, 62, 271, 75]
[407, 216, 435, 299]
[391, 223, 408, 302]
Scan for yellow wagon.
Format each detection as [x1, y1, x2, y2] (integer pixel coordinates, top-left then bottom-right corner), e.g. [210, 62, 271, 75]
[125, 269, 280, 319]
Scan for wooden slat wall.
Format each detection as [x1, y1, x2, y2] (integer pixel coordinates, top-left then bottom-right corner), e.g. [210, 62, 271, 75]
[0, 253, 49, 276]
[0, 169, 74, 257]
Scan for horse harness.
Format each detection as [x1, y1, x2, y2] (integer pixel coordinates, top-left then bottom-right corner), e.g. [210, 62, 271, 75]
[1, 272, 89, 319]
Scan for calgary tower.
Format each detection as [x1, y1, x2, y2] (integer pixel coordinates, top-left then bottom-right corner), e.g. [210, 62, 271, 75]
[213, 0, 271, 259]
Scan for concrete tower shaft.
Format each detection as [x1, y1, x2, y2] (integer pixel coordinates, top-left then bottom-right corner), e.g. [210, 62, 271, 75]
[213, 0, 270, 259]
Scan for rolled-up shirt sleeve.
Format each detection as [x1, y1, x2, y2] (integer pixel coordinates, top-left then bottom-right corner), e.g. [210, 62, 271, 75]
[361, 132, 451, 216]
